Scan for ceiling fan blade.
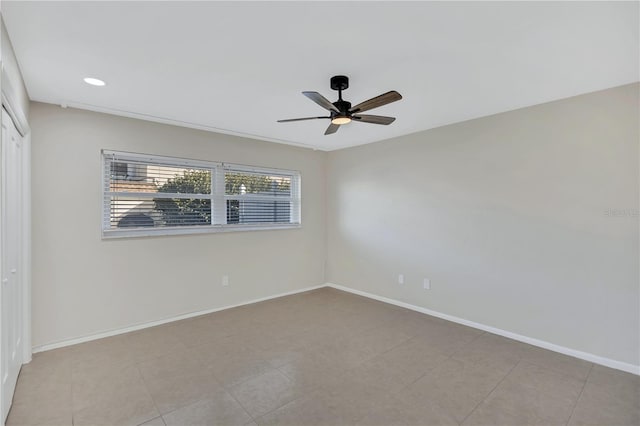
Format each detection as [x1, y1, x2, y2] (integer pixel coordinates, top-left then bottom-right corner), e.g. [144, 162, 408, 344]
[352, 114, 396, 125]
[303, 91, 340, 113]
[349, 91, 402, 113]
[277, 116, 330, 123]
[324, 123, 340, 135]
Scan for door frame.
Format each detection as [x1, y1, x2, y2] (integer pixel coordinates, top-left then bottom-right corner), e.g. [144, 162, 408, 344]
[1, 61, 31, 369]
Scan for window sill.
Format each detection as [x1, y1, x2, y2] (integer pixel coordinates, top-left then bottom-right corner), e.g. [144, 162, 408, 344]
[102, 223, 302, 239]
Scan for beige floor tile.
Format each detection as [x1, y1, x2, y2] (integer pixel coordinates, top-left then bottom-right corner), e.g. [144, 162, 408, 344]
[229, 328, 281, 349]
[121, 325, 188, 363]
[385, 311, 447, 338]
[322, 377, 406, 424]
[355, 394, 458, 426]
[136, 348, 205, 381]
[190, 333, 253, 358]
[6, 349, 74, 425]
[72, 361, 136, 404]
[463, 360, 585, 426]
[334, 307, 399, 332]
[587, 364, 640, 397]
[315, 324, 413, 369]
[569, 381, 640, 426]
[137, 350, 223, 414]
[10, 288, 637, 426]
[139, 416, 166, 426]
[256, 387, 379, 426]
[70, 335, 138, 375]
[193, 339, 273, 387]
[6, 383, 72, 426]
[161, 389, 252, 426]
[277, 351, 349, 389]
[166, 315, 237, 348]
[209, 306, 261, 330]
[344, 338, 449, 394]
[384, 334, 454, 362]
[451, 333, 528, 375]
[505, 361, 585, 399]
[255, 391, 334, 425]
[464, 376, 579, 426]
[230, 368, 310, 418]
[72, 364, 159, 426]
[467, 333, 530, 355]
[293, 322, 361, 348]
[399, 357, 509, 423]
[12, 364, 71, 406]
[251, 336, 320, 369]
[412, 321, 483, 356]
[522, 346, 592, 381]
[15, 348, 72, 389]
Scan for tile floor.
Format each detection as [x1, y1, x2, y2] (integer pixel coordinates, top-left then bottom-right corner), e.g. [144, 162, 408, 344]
[7, 288, 640, 426]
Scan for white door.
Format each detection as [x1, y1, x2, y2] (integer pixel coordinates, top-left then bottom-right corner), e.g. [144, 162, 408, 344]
[1, 107, 23, 422]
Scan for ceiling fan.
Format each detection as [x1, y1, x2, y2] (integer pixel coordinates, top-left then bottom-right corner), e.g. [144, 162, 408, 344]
[277, 75, 402, 135]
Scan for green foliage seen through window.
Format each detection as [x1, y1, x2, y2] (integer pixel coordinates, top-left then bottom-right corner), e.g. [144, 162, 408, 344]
[153, 170, 291, 225]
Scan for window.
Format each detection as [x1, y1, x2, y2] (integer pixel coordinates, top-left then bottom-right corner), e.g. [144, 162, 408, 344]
[102, 150, 301, 238]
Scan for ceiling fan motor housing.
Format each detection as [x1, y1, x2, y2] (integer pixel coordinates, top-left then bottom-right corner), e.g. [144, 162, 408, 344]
[333, 100, 352, 116]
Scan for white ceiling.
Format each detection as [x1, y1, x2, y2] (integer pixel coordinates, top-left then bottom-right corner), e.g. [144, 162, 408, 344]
[3, 1, 638, 151]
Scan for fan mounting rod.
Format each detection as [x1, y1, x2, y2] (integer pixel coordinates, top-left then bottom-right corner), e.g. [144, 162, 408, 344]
[330, 76, 350, 112]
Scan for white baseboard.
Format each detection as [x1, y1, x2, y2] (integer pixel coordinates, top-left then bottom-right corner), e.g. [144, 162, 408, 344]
[33, 281, 640, 376]
[326, 283, 640, 376]
[32, 284, 326, 354]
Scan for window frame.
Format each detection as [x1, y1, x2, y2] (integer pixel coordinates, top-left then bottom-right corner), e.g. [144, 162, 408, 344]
[101, 150, 302, 239]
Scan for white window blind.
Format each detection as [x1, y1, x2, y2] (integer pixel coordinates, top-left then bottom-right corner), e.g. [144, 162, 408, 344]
[102, 150, 301, 238]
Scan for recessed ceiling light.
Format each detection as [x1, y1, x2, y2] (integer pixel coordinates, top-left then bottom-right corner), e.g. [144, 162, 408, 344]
[83, 77, 106, 86]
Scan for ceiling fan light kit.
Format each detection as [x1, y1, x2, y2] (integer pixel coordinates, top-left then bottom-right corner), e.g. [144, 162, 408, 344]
[278, 75, 402, 135]
[331, 116, 352, 125]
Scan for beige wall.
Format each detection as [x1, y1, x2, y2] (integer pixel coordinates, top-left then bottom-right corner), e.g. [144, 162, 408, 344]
[327, 83, 640, 367]
[30, 84, 640, 367]
[30, 102, 327, 348]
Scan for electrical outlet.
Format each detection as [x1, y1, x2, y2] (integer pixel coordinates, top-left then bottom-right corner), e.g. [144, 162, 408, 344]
[222, 275, 229, 286]
[398, 274, 404, 284]
[423, 278, 431, 290]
